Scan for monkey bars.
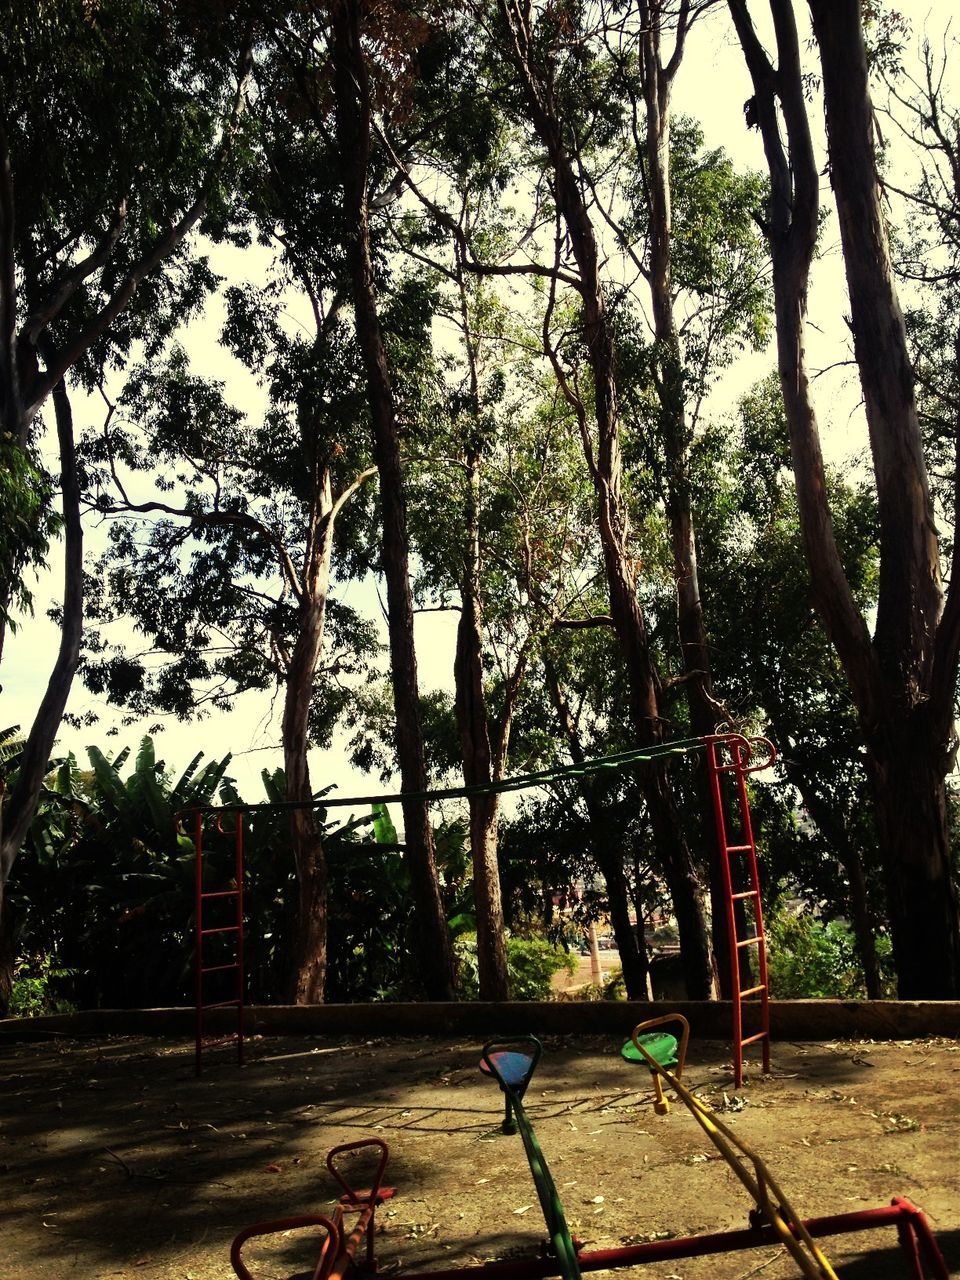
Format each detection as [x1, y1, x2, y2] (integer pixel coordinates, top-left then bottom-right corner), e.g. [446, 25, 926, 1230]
[183, 733, 776, 1077]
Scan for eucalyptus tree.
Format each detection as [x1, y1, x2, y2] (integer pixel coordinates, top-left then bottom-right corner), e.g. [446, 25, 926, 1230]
[327, 0, 458, 999]
[0, 0, 251, 1008]
[463, 0, 718, 996]
[598, 0, 771, 986]
[408, 256, 604, 997]
[695, 375, 886, 995]
[382, 42, 643, 995]
[586, 103, 771, 991]
[727, 0, 960, 995]
[76, 36, 410, 1002]
[220, 0, 461, 998]
[540, 634, 655, 997]
[82, 333, 379, 1001]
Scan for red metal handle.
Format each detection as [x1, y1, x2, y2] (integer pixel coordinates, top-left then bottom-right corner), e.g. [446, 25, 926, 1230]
[229, 1214, 341, 1280]
[326, 1138, 390, 1206]
[215, 810, 242, 836]
[702, 734, 777, 774]
[740, 736, 777, 774]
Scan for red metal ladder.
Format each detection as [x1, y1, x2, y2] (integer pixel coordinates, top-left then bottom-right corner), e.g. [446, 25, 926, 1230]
[704, 735, 776, 1088]
[184, 809, 245, 1075]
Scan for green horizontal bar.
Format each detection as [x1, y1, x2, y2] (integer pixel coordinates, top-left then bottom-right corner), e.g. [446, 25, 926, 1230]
[178, 735, 714, 819]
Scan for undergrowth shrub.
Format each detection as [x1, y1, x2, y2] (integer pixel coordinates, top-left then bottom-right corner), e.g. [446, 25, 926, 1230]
[766, 908, 894, 998]
[454, 935, 575, 1000]
[9, 954, 77, 1017]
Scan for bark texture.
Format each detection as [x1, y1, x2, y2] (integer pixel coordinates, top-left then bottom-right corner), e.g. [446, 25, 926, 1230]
[453, 445, 511, 1000]
[332, 0, 455, 1000]
[281, 468, 336, 1004]
[637, 1, 734, 995]
[497, 0, 713, 998]
[0, 375, 82, 1012]
[729, 0, 960, 995]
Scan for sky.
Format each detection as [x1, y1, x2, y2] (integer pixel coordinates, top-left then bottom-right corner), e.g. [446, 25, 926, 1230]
[2, 3, 955, 807]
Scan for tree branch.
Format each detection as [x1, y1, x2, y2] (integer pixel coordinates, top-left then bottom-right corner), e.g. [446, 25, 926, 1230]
[551, 614, 615, 629]
[329, 464, 378, 522]
[22, 198, 129, 347]
[1, 368, 83, 875]
[101, 497, 304, 601]
[373, 119, 582, 290]
[23, 37, 254, 428]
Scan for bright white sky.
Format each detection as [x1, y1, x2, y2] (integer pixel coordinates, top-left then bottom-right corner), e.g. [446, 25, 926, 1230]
[2, 4, 955, 806]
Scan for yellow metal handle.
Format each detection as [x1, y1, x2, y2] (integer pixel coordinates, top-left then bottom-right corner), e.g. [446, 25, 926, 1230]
[628, 1019, 838, 1280]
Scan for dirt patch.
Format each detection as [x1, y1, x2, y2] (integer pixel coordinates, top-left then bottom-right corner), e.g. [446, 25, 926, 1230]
[1, 1031, 958, 1279]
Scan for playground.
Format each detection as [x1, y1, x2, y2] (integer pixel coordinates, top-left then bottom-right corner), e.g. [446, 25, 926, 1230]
[2, 1027, 958, 1279]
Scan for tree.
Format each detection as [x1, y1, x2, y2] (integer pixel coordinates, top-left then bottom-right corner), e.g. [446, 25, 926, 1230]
[7, 734, 431, 1010]
[0, 0, 251, 1010]
[483, 0, 715, 997]
[329, 0, 456, 999]
[420, 277, 604, 999]
[727, 0, 960, 995]
[604, 63, 772, 990]
[697, 375, 886, 996]
[83, 328, 379, 1003]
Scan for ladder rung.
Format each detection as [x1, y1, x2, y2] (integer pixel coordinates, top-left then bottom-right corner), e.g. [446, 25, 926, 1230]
[199, 998, 242, 1011]
[731, 889, 759, 901]
[740, 983, 766, 997]
[725, 844, 752, 853]
[201, 962, 241, 975]
[741, 1031, 769, 1048]
[200, 889, 240, 900]
[736, 935, 762, 949]
[200, 924, 241, 937]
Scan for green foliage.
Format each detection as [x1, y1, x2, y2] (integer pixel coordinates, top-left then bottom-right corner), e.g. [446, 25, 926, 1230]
[0, 437, 60, 633]
[454, 934, 575, 1000]
[9, 954, 76, 1018]
[565, 966, 627, 1003]
[10, 737, 236, 1010]
[371, 802, 399, 846]
[695, 375, 884, 935]
[80, 345, 379, 732]
[766, 906, 894, 999]
[9, 738, 475, 1008]
[2, 0, 248, 380]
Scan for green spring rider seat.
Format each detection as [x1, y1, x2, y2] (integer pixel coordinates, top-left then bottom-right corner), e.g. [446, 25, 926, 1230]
[620, 1015, 690, 1114]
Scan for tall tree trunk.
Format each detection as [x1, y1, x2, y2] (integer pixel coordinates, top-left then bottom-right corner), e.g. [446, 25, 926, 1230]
[808, 0, 960, 996]
[332, 0, 455, 1000]
[638, 4, 733, 995]
[281, 472, 337, 1004]
[0, 889, 16, 1015]
[454, 451, 510, 1000]
[0, 373, 82, 1011]
[498, 0, 713, 999]
[730, 0, 960, 995]
[866, 724, 959, 997]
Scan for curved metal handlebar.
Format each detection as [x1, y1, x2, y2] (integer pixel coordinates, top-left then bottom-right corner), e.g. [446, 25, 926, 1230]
[215, 809, 242, 837]
[326, 1138, 390, 1206]
[229, 1214, 341, 1280]
[703, 734, 777, 775]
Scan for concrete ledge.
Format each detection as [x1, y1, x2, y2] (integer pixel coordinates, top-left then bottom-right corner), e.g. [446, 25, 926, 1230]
[0, 999, 958, 1043]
